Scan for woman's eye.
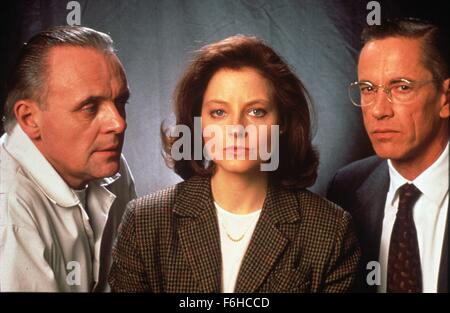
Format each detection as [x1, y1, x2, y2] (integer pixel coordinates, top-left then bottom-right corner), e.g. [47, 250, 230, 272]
[210, 109, 226, 118]
[248, 108, 266, 117]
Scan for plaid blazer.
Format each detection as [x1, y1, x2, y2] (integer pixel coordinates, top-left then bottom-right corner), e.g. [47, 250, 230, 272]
[109, 176, 361, 293]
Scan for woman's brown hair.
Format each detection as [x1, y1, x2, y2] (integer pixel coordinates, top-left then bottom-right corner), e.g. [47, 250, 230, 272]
[162, 35, 318, 189]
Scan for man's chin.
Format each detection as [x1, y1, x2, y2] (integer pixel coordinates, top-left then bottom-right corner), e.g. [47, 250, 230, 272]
[91, 161, 121, 179]
[372, 143, 403, 160]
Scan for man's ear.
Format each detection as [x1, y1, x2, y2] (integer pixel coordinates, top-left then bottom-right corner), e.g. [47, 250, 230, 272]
[439, 78, 449, 119]
[14, 99, 42, 139]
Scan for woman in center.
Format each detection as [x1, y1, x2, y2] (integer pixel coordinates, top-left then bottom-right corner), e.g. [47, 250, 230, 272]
[109, 35, 361, 292]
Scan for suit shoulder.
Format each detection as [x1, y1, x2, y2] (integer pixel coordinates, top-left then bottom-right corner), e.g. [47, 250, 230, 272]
[330, 155, 385, 192]
[337, 155, 383, 180]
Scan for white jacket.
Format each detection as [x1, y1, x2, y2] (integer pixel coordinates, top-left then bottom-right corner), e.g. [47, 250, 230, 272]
[0, 125, 137, 291]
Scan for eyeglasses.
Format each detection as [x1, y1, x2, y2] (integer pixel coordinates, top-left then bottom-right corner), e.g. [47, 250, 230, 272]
[348, 78, 435, 107]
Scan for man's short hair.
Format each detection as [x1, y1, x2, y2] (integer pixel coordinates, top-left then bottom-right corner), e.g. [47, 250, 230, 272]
[3, 26, 115, 133]
[361, 18, 450, 84]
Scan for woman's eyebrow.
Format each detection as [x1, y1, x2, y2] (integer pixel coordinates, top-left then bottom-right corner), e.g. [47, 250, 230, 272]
[203, 99, 229, 106]
[203, 98, 271, 106]
[243, 99, 271, 106]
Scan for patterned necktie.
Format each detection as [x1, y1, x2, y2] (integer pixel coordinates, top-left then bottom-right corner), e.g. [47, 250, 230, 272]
[387, 183, 422, 293]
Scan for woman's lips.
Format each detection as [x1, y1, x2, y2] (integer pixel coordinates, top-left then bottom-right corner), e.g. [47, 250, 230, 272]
[223, 146, 251, 157]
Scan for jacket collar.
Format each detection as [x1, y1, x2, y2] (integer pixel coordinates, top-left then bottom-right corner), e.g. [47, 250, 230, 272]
[173, 176, 300, 224]
[173, 175, 301, 292]
[235, 182, 301, 292]
[3, 125, 120, 208]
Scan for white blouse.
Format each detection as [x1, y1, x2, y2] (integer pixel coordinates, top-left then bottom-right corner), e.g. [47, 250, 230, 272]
[215, 202, 261, 293]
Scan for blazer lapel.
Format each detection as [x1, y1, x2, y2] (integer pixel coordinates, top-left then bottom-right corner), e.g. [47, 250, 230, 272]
[174, 177, 222, 292]
[354, 160, 389, 264]
[234, 185, 300, 293]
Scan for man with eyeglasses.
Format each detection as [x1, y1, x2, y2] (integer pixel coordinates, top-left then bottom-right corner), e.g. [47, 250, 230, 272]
[328, 18, 448, 293]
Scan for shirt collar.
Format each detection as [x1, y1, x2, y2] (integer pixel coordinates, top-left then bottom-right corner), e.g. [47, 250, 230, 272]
[4, 124, 121, 208]
[388, 141, 449, 207]
[73, 186, 88, 208]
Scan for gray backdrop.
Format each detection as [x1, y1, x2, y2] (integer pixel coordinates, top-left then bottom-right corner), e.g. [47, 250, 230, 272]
[7, 0, 439, 196]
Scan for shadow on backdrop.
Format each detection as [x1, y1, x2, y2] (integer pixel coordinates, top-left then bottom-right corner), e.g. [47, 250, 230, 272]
[1, 0, 448, 196]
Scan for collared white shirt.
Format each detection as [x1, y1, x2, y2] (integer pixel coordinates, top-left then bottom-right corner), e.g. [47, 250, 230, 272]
[215, 202, 261, 293]
[378, 142, 449, 293]
[0, 125, 136, 292]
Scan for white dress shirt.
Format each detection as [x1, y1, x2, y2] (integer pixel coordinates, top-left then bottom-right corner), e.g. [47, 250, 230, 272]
[215, 202, 261, 293]
[0, 125, 136, 291]
[378, 142, 449, 292]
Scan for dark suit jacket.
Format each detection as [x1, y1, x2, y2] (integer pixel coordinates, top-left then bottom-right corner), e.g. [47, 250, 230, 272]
[327, 156, 448, 293]
[109, 176, 361, 292]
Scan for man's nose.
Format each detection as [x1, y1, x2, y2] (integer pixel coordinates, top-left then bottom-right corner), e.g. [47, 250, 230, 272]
[370, 89, 394, 120]
[103, 102, 127, 134]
